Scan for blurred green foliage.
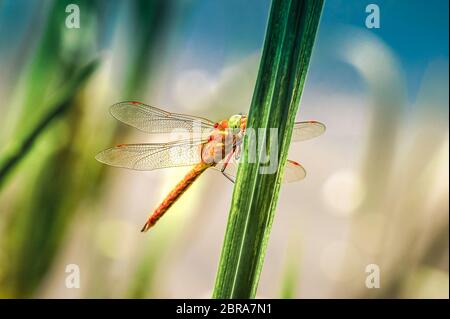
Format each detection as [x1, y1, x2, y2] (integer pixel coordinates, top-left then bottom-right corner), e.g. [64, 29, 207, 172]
[0, 0, 174, 297]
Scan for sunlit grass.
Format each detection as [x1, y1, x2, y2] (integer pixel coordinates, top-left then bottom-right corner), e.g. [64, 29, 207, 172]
[213, 0, 324, 299]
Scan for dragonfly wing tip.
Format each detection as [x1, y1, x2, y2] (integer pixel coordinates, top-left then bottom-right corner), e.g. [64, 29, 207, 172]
[94, 152, 104, 163]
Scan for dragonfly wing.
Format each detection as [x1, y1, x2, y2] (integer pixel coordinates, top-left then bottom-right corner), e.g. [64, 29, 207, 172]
[213, 159, 306, 183]
[110, 101, 215, 136]
[283, 160, 306, 182]
[96, 139, 206, 171]
[291, 121, 326, 142]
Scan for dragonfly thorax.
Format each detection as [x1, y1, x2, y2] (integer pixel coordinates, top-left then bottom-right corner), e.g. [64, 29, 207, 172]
[201, 118, 247, 165]
[202, 129, 234, 164]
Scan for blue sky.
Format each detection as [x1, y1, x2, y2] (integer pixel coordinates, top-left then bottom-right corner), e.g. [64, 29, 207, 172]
[1, 0, 448, 104]
[178, 0, 448, 103]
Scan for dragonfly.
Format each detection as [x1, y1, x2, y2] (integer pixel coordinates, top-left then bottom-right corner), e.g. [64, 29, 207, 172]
[96, 101, 325, 232]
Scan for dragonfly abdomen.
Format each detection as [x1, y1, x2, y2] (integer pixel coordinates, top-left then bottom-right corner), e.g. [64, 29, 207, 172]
[141, 161, 212, 232]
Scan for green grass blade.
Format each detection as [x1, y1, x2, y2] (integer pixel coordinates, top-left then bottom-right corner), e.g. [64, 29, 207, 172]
[212, 0, 324, 299]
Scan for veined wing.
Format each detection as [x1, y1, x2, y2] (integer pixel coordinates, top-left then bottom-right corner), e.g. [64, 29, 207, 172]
[95, 138, 206, 171]
[214, 159, 306, 183]
[283, 160, 307, 182]
[291, 121, 326, 142]
[110, 101, 215, 136]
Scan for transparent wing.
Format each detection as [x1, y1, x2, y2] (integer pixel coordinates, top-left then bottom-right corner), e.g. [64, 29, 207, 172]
[283, 160, 307, 182]
[291, 121, 326, 142]
[110, 101, 215, 136]
[95, 139, 206, 171]
[213, 159, 306, 183]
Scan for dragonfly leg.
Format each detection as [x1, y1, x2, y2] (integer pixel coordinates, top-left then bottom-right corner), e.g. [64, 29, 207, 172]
[235, 145, 242, 160]
[222, 172, 235, 183]
[221, 149, 235, 172]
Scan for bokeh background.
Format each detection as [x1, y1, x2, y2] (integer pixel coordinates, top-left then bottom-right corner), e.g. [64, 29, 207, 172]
[0, 0, 448, 298]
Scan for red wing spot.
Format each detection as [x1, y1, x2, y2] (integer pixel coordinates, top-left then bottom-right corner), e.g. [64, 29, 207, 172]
[287, 160, 301, 166]
[116, 144, 126, 148]
[308, 120, 318, 124]
[214, 123, 219, 128]
[131, 101, 140, 105]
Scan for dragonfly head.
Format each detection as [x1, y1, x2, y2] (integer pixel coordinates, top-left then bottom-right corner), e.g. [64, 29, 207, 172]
[228, 114, 242, 132]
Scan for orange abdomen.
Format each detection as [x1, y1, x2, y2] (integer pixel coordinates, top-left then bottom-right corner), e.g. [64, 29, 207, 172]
[141, 162, 212, 232]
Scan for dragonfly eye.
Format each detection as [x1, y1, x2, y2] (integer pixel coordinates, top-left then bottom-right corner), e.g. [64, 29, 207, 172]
[228, 114, 242, 129]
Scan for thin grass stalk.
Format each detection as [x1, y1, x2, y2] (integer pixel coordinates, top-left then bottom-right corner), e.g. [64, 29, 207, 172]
[213, 0, 324, 298]
[0, 1, 101, 297]
[0, 59, 99, 187]
[279, 254, 299, 299]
